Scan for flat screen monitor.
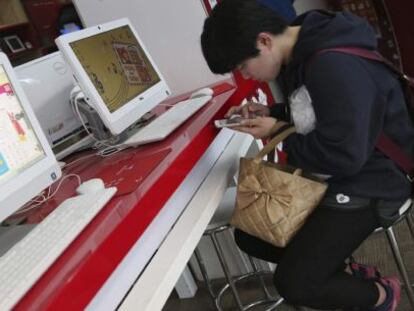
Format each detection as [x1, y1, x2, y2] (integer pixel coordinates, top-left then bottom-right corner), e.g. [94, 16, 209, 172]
[55, 18, 170, 134]
[16, 52, 92, 160]
[0, 53, 61, 223]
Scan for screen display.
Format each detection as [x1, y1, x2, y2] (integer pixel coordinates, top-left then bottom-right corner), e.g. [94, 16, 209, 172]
[0, 66, 45, 185]
[70, 25, 161, 113]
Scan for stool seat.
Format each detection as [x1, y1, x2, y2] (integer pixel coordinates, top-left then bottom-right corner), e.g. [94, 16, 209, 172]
[399, 198, 412, 215]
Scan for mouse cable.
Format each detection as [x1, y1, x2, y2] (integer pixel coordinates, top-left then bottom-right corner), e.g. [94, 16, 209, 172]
[14, 174, 82, 216]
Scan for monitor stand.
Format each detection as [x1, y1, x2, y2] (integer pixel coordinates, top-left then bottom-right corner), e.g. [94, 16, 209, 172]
[76, 98, 156, 144]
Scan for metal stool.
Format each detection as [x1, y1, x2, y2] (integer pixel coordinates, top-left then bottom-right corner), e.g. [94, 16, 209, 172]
[375, 199, 414, 308]
[194, 187, 283, 311]
[352, 199, 414, 308]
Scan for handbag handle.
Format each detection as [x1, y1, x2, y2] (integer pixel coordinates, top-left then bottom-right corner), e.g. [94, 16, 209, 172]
[254, 123, 296, 162]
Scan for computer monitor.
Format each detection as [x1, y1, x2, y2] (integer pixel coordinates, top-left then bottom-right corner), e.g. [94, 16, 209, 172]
[55, 18, 170, 135]
[16, 52, 92, 160]
[0, 53, 62, 223]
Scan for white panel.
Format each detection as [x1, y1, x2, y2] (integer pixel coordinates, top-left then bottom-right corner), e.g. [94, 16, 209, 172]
[174, 266, 198, 299]
[72, 0, 229, 96]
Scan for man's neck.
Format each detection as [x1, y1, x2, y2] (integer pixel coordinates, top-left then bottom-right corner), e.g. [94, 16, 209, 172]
[281, 26, 301, 64]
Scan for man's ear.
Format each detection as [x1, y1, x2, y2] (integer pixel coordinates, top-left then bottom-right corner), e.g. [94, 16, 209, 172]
[256, 32, 273, 50]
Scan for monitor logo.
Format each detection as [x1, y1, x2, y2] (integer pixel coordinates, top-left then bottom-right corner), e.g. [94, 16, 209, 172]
[53, 61, 68, 76]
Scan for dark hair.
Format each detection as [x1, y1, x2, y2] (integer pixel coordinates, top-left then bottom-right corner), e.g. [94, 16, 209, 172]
[201, 0, 289, 74]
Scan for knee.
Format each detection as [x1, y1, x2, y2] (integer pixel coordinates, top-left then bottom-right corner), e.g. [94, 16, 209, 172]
[273, 266, 319, 306]
[233, 229, 252, 254]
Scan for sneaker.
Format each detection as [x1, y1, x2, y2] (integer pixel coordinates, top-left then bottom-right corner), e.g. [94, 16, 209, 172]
[372, 276, 401, 311]
[350, 262, 381, 279]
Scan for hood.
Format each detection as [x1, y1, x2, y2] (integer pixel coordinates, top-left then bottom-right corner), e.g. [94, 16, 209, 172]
[290, 10, 377, 66]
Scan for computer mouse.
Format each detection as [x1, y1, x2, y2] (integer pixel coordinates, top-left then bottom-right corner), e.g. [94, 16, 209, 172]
[190, 87, 214, 99]
[76, 178, 105, 195]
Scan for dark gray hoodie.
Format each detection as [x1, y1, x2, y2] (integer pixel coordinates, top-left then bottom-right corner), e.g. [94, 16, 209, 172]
[271, 10, 414, 201]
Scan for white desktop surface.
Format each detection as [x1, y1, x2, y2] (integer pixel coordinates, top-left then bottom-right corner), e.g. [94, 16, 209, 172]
[86, 129, 253, 311]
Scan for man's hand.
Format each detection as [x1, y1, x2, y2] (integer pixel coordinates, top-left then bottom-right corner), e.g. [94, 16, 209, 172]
[225, 102, 270, 119]
[233, 117, 278, 139]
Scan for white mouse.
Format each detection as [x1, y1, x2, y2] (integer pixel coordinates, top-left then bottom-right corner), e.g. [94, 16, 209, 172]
[76, 178, 105, 195]
[190, 87, 214, 99]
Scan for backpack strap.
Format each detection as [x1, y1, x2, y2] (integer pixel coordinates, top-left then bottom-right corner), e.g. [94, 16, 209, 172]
[312, 47, 414, 179]
[314, 47, 414, 88]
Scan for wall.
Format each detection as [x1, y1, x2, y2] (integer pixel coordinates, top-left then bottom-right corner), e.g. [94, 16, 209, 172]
[72, 0, 229, 96]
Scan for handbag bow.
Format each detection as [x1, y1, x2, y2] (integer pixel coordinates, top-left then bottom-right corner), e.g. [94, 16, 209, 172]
[237, 177, 292, 224]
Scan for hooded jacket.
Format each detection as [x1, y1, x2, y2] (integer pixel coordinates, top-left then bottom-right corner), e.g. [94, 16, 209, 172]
[270, 10, 414, 201]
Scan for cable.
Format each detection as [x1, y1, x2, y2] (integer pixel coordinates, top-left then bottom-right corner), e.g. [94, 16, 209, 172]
[14, 174, 82, 215]
[62, 153, 97, 170]
[71, 89, 132, 157]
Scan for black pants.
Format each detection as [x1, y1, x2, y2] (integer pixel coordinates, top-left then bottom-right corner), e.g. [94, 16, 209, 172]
[234, 205, 381, 310]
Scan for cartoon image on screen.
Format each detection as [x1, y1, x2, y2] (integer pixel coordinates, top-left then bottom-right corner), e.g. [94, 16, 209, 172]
[0, 66, 45, 184]
[70, 25, 161, 113]
[113, 43, 152, 84]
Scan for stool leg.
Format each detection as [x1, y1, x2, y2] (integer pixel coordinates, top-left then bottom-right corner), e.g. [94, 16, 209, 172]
[406, 213, 414, 240]
[211, 231, 245, 310]
[263, 297, 284, 311]
[194, 247, 218, 310]
[384, 227, 414, 308]
[247, 255, 272, 299]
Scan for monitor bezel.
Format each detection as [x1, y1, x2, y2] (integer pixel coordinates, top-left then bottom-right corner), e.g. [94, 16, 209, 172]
[0, 52, 62, 223]
[55, 18, 170, 134]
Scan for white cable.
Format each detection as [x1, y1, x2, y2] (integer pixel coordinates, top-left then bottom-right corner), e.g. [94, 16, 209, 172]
[46, 173, 82, 199]
[73, 94, 99, 142]
[62, 153, 97, 170]
[72, 94, 129, 155]
[70, 87, 113, 148]
[15, 174, 82, 215]
[69, 87, 134, 157]
[69, 85, 82, 116]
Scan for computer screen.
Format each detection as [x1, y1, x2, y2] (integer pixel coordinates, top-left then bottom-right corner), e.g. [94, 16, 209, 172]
[56, 18, 170, 134]
[16, 52, 92, 160]
[0, 53, 61, 223]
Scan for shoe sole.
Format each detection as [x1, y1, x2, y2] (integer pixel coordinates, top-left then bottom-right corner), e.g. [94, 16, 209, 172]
[384, 276, 401, 311]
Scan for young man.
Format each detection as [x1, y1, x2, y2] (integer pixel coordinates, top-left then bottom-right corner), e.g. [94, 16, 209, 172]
[201, 0, 414, 310]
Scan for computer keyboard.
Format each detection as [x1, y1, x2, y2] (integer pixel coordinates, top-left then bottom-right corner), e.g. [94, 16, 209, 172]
[0, 187, 117, 310]
[124, 95, 212, 146]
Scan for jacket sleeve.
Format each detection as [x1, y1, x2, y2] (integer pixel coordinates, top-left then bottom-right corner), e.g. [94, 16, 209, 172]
[284, 52, 386, 177]
[269, 103, 289, 121]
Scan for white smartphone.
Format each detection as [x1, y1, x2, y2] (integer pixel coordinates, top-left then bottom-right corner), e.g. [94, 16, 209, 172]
[214, 115, 245, 128]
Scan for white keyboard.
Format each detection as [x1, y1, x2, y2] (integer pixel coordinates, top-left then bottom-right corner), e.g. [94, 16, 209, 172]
[0, 187, 117, 310]
[124, 95, 212, 146]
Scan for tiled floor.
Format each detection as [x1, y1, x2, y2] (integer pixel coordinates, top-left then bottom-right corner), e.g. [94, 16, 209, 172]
[163, 214, 414, 311]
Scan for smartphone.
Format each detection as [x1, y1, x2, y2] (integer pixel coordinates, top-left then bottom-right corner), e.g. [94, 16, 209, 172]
[214, 115, 245, 128]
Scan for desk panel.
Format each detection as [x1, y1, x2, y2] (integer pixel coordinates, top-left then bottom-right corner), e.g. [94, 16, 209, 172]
[118, 132, 253, 311]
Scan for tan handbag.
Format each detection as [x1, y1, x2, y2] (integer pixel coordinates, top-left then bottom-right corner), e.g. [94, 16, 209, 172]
[230, 124, 328, 247]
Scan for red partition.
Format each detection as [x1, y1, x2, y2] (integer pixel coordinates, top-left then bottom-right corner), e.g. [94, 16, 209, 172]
[384, 0, 414, 77]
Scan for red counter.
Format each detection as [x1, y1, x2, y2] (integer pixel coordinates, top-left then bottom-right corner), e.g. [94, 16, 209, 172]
[14, 81, 237, 310]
